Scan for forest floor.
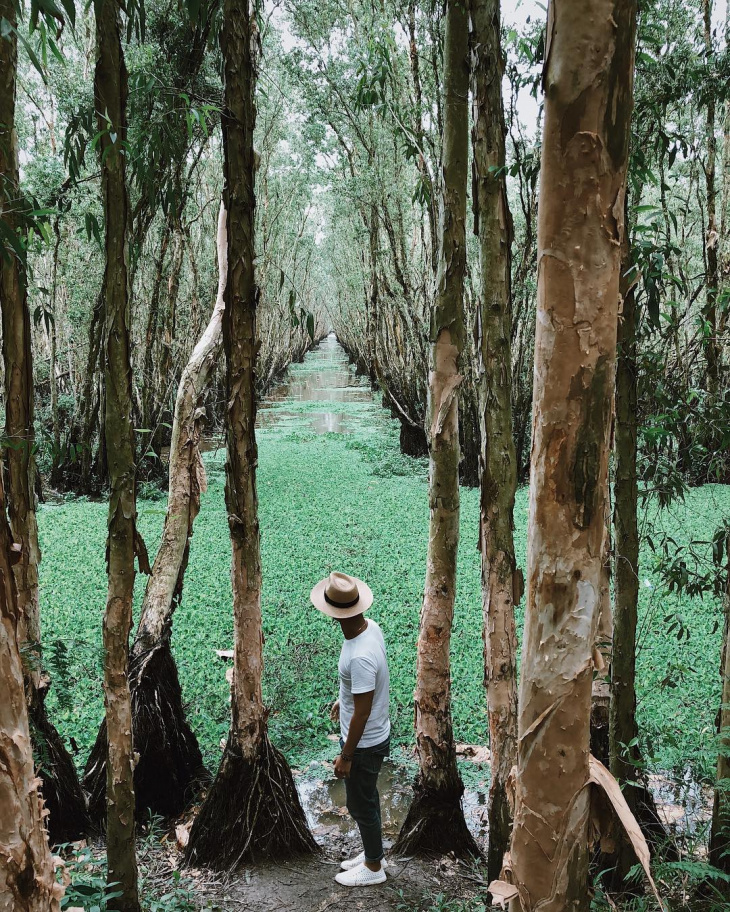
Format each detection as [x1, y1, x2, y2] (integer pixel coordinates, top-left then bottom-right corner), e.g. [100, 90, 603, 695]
[186, 842, 486, 912]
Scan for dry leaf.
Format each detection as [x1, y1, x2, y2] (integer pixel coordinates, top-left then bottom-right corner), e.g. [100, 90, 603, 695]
[487, 881, 518, 908]
[175, 822, 191, 849]
[455, 743, 491, 764]
[589, 755, 665, 911]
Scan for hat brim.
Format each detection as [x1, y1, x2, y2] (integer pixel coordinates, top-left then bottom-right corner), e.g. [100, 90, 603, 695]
[310, 576, 374, 619]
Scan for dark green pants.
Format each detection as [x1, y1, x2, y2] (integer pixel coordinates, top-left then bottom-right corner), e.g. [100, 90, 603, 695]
[341, 736, 390, 862]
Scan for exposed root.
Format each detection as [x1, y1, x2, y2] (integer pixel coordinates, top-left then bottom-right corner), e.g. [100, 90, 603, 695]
[30, 684, 90, 845]
[183, 733, 318, 870]
[393, 775, 481, 858]
[84, 639, 208, 825]
[400, 421, 428, 458]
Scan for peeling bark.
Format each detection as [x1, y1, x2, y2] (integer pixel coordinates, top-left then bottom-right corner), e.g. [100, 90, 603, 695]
[0, 0, 88, 846]
[470, 0, 519, 886]
[95, 0, 141, 907]
[709, 537, 730, 875]
[183, 0, 315, 868]
[506, 2, 637, 908]
[703, 0, 721, 397]
[84, 207, 226, 823]
[394, 0, 478, 859]
[0, 464, 62, 910]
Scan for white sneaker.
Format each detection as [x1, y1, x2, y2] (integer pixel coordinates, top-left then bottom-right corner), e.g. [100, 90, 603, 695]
[340, 852, 388, 871]
[335, 862, 387, 887]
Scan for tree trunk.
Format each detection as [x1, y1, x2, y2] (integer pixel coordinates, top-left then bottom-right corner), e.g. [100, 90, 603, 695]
[607, 211, 668, 888]
[183, 0, 315, 869]
[84, 206, 229, 823]
[0, 0, 88, 846]
[49, 222, 62, 485]
[95, 0, 141, 908]
[470, 0, 519, 886]
[140, 230, 171, 447]
[394, 0, 478, 858]
[367, 202, 379, 385]
[505, 1, 637, 908]
[704, 0, 721, 397]
[709, 537, 730, 875]
[79, 294, 105, 494]
[0, 464, 63, 911]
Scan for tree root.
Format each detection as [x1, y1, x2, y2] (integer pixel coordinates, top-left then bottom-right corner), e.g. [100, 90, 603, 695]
[83, 639, 208, 825]
[182, 733, 318, 870]
[393, 775, 481, 858]
[30, 685, 90, 846]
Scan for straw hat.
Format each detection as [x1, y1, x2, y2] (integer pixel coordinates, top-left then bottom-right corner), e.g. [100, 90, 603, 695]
[310, 571, 373, 619]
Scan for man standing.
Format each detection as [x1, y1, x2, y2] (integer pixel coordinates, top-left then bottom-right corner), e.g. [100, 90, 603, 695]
[311, 571, 390, 887]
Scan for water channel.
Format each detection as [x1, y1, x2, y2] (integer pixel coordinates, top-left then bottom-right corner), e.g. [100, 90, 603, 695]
[254, 333, 712, 849]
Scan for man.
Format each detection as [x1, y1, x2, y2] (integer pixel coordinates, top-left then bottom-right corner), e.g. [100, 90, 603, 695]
[310, 571, 390, 887]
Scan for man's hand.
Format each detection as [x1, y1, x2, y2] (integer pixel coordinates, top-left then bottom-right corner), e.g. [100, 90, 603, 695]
[329, 699, 340, 723]
[334, 754, 352, 779]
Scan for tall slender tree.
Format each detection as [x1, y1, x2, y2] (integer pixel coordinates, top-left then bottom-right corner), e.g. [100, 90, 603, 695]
[95, 0, 141, 907]
[83, 207, 228, 824]
[505, 0, 638, 907]
[0, 0, 88, 845]
[470, 0, 519, 886]
[709, 534, 730, 875]
[183, 0, 315, 868]
[394, 0, 478, 857]
[0, 463, 63, 911]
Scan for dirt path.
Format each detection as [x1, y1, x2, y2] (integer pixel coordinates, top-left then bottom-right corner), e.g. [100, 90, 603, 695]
[189, 844, 487, 912]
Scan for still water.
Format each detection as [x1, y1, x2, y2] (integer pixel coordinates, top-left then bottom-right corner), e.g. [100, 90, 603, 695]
[261, 334, 708, 846]
[257, 333, 374, 435]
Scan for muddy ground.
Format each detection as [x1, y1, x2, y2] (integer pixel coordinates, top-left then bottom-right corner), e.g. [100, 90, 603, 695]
[178, 754, 490, 911]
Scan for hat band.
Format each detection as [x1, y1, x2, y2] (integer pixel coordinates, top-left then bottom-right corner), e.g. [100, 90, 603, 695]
[324, 591, 360, 609]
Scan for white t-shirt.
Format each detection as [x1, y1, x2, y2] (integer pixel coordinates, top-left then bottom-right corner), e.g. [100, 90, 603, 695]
[338, 619, 390, 748]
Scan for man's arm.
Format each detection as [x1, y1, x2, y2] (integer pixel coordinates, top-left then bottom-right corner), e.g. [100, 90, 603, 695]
[334, 690, 374, 779]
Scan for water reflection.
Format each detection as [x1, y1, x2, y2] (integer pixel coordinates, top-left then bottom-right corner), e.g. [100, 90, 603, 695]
[297, 759, 490, 845]
[257, 334, 371, 434]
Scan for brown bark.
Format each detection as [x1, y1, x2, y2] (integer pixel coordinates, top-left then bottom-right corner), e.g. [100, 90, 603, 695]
[83, 206, 227, 822]
[183, 0, 315, 869]
[470, 0, 519, 886]
[141, 229, 171, 440]
[608, 218, 644, 881]
[506, 2, 637, 908]
[709, 537, 730, 875]
[395, 0, 478, 858]
[95, 0, 140, 907]
[0, 0, 41, 695]
[0, 0, 88, 846]
[704, 0, 721, 396]
[0, 464, 63, 911]
[0, 11, 63, 907]
[367, 203, 379, 384]
[77, 293, 105, 493]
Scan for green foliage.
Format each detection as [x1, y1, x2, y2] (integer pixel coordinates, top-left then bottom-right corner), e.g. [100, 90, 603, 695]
[39, 350, 730, 784]
[58, 847, 124, 912]
[57, 842, 198, 912]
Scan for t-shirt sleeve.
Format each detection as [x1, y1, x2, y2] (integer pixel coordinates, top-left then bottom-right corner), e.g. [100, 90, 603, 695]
[349, 653, 377, 694]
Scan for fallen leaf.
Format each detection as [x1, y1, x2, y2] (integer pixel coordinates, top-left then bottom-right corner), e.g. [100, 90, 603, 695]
[455, 743, 491, 764]
[175, 822, 191, 849]
[488, 881, 518, 908]
[589, 755, 665, 911]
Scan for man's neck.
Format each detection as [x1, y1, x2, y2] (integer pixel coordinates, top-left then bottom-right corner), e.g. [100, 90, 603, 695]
[340, 615, 368, 640]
